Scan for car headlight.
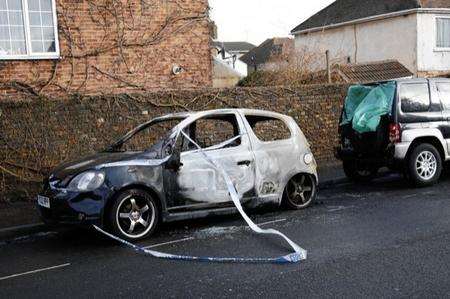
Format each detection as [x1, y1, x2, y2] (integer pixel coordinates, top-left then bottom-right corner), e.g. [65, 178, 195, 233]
[67, 171, 105, 192]
[303, 153, 314, 165]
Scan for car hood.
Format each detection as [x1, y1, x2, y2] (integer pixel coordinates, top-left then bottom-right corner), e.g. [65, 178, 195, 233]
[51, 151, 158, 179]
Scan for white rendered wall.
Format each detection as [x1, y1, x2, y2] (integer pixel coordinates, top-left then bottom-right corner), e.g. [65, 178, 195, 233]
[294, 14, 418, 73]
[215, 52, 247, 77]
[417, 13, 450, 73]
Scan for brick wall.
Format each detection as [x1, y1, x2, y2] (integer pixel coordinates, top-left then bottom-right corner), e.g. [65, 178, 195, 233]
[0, 84, 349, 201]
[0, 0, 212, 99]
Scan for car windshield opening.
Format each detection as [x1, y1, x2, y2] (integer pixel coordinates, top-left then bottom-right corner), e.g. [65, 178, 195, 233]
[108, 118, 185, 153]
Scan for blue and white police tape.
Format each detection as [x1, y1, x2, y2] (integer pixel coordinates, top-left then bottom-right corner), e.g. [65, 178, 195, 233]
[93, 225, 304, 264]
[94, 132, 307, 264]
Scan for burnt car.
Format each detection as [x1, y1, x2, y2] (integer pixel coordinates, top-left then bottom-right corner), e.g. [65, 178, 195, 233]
[38, 109, 318, 240]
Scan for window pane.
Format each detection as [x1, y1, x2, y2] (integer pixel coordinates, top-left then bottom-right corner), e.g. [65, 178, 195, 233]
[42, 26, 53, 39]
[400, 83, 430, 113]
[0, 0, 6, 10]
[41, 12, 52, 26]
[27, 0, 39, 11]
[40, 0, 51, 11]
[30, 26, 42, 40]
[437, 18, 450, 48]
[0, 11, 7, 25]
[29, 12, 40, 25]
[8, 11, 22, 25]
[0, 40, 10, 53]
[43, 40, 54, 52]
[10, 40, 25, 54]
[31, 40, 43, 52]
[10, 26, 24, 40]
[438, 83, 450, 110]
[28, 1, 56, 54]
[0, 25, 10, 39]
[7, 0, 21, 10]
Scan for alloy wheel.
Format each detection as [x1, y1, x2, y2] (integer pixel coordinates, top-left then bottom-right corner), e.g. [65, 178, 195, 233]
[116, 194, 156, 239]
[286, 175, 315, 208]
[415, 150, 437, 181]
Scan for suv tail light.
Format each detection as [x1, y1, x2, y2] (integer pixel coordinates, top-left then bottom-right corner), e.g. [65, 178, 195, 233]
[389, 123, 401, 143]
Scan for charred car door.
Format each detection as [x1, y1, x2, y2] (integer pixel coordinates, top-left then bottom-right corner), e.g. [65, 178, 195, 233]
[166, 112, 256, 207]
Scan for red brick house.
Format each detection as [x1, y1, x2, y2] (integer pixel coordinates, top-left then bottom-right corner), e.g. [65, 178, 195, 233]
[0, 0, 212, 98]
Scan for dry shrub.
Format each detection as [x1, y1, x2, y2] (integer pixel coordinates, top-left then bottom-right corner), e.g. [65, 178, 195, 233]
[239, 48, 344, 87]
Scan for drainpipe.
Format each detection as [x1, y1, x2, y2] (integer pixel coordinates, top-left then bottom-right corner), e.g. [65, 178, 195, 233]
[326, 50, 331, 83]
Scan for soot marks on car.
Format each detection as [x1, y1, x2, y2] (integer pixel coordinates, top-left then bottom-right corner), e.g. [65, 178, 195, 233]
[37, 109, 318, 241]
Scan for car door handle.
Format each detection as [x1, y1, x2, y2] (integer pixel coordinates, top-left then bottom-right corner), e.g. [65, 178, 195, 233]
[237, 160, 252, 166]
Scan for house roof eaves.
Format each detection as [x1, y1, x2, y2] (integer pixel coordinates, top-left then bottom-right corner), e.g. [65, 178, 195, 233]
[291, 8, 450, 35]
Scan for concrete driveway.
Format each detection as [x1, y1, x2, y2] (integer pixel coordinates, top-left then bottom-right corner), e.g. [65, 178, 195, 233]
[1, 172, 450, 298]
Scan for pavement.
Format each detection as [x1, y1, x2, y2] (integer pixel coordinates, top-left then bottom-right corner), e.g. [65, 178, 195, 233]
[1, 170, 450, 298]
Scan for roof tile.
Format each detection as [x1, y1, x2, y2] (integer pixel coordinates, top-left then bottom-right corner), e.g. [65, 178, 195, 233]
[291, 0, 450, 33]
[336, 60, 413, 83]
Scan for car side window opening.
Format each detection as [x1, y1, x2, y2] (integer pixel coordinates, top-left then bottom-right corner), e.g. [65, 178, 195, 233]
[246, 115, 292, 142]
[437, 83, 450, 111]
[400, 83, 431, 113]
[181, 114, 242, 152]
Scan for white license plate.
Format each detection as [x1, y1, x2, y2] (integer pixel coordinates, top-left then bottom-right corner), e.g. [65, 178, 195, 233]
[37, 195, 50, 208]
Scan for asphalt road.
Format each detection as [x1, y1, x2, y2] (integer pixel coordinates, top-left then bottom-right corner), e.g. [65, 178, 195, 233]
[1, 172, 450, 298]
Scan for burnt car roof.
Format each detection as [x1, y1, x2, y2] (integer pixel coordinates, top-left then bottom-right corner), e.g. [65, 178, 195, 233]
[159, 109, 291, 121]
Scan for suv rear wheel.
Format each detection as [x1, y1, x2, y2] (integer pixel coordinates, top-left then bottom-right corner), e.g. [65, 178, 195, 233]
[408, 143, 442, 187]
[343, 160, 378, 183]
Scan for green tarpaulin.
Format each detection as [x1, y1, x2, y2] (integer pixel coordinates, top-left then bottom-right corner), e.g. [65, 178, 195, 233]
[341, 82, 396, 134]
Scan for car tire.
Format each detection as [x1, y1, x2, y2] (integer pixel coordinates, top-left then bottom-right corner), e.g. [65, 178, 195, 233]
[407, 143, 442, 187]
[343, 160, 378, 183]
[283, 174, 317, 210]
[109, 189, 159, 241]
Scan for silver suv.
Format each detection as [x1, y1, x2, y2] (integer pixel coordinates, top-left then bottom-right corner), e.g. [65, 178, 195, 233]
[337, 78, 450, 187]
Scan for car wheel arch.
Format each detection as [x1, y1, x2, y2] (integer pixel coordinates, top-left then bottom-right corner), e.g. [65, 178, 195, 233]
[405, 136, 446, 162]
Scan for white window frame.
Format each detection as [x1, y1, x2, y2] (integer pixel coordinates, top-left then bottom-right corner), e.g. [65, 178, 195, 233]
[435, 16, 450, 52]
[0, 0, 59, 60]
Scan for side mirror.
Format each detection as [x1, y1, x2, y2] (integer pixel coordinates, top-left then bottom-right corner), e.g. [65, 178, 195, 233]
[165, 149, 182, 172]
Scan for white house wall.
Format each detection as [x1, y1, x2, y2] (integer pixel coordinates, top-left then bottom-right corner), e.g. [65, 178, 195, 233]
[417, 13, 450, 73]
[294, 25, 356, 70]
[294, 14, 418, 73]
[215, 53, 248, 77]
